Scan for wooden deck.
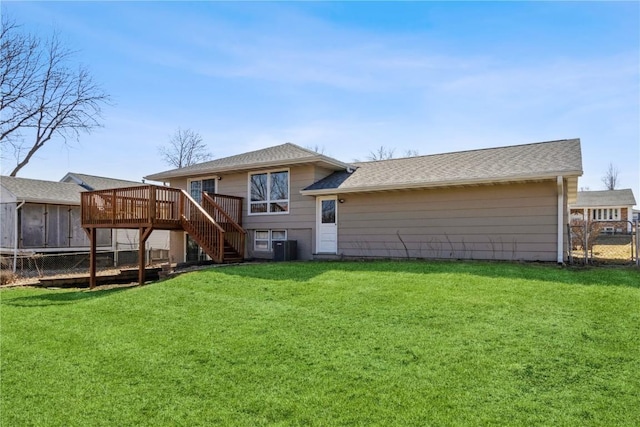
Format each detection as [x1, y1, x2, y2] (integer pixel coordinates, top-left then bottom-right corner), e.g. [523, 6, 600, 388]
[81, 185, 185, 229]
[81, 184, 245, 288]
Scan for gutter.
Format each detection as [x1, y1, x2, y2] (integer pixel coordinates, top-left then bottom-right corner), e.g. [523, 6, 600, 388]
[557, 177, 564, 264]
[13, 200, 25, 273]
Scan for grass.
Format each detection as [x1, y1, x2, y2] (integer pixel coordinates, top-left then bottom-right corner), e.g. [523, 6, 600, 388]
[1, 261, 639, 426]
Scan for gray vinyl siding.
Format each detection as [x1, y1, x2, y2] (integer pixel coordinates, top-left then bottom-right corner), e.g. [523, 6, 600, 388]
[168, 177, 189, 192]
[232, 165, 327, 260]
[166, 168, 565, 263]
[337, 181, 560, 262]
[171, 165, 333, 261]
[217, 165, 319, 229]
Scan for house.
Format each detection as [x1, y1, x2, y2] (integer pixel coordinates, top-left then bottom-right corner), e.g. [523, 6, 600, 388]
[0, 174, 169, 272]
[1, 176, 104, 252]
[123, 138, 581, 269]
[569, 189, 637, 233]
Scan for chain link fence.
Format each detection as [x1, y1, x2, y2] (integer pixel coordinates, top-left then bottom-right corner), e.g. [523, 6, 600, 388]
[569, 219, 638, 266]
[1, 248, 169, 285]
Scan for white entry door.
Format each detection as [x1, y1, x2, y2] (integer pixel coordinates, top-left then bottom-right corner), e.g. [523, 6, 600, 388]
[316, 196, 338, 253]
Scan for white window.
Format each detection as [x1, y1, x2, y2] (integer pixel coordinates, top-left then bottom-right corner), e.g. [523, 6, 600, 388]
[254, 230, 287, 251]
[249, 170, 289, 214]
[255, 230, 270, 251]
[592, 208, 620, 221]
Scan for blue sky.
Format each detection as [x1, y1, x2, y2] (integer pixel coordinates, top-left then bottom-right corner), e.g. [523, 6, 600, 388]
[2, 1, 639, 201]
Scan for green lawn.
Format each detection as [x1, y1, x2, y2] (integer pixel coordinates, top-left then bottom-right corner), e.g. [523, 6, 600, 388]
[1, 261, 639, 426]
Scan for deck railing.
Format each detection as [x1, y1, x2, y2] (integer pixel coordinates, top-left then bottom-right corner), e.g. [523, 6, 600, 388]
[206, 192, 243, 226]
[202, 192, 246, 258]
[81, 185, 183, 226]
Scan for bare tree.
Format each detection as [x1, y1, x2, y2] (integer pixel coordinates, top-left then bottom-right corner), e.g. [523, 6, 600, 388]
[1, 14, 110, 176]
[601, 163, 619, 190]
[305, 144, 325, 154]
[159, 128, 212, 168]
[357, 146, 419, 162]
[367, 145, 395, 161]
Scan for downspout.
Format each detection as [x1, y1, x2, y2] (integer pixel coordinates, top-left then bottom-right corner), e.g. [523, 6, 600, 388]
[13, 200, 26, 273]
[557, 176, 564, 264]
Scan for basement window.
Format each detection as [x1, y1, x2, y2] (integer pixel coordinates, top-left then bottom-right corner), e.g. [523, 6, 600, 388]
[254, 230, 287, 251]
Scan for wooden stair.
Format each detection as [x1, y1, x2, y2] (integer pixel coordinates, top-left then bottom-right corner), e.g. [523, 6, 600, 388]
[180, 216, 223, 263]
[181, 190, 246, 264]
[81, 185, 246, 288]
[223, 242, 243, 263]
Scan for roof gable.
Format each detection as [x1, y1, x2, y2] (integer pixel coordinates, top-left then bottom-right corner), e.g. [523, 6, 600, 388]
[303, 139, 582, 194]
[145, 143, 350, 181]
[572, 189, 636, 208]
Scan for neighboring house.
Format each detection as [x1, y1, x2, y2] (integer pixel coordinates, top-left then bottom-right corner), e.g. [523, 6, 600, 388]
[0, 174, 169, 270]
[569, 189, 637, 233]
[1, 176, 108, 253]
[137, 138, 582, 264]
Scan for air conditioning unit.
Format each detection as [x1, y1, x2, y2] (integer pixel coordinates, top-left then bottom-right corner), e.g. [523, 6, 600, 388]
[273, 240, 297, 261]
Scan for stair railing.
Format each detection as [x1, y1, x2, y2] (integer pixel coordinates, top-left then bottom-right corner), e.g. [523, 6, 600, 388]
[180, 190, 225, 263]
[202, 192, 246, 259]
[207, 193, 243, 226]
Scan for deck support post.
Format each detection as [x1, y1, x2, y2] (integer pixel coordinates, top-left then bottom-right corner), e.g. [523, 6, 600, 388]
[87, 227, 97, 289]
[138, 227, 154, 285]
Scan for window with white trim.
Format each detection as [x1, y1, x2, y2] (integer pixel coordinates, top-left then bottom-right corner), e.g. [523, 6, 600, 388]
[592, 208, 620, 221]
[249, 170, 289, 214]
[254, 230, 287, 251]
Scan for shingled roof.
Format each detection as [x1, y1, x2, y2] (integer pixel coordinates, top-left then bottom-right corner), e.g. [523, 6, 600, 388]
[302, 139, 582, 195]
[61, 173, 143, 190]
[572, 189, 636, 208]
[1, 176, 84, 205]
[145, 143, 351, 181]
[2, 173, 147, 205]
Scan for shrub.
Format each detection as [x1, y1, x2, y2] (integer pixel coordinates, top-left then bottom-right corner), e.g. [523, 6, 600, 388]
[570, 219, 603, 251]
[0, 270, 18, 286]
